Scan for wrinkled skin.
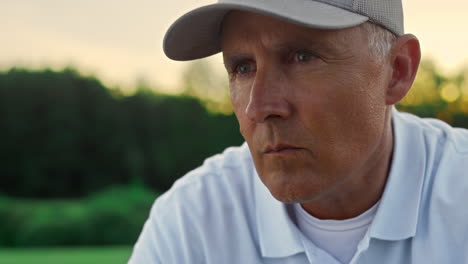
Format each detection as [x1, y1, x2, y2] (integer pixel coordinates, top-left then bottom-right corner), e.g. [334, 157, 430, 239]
[221, 11, 420, 219]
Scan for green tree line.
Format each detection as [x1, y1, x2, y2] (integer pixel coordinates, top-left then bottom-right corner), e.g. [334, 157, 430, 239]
[1, 60, 467, 199]
[0, 67, 243, 198]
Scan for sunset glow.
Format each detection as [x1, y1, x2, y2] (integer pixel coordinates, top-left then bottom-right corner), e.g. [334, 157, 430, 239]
[1, 0, 467, 92]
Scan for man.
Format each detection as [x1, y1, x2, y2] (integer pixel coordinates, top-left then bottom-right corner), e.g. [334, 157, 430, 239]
[129, 0, 468, 263]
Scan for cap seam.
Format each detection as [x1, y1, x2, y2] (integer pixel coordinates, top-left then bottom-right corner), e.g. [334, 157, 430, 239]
[314, 0, 354, 11]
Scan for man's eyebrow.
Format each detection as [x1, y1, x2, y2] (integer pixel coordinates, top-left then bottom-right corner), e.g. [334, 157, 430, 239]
[274, 39, 340, 54]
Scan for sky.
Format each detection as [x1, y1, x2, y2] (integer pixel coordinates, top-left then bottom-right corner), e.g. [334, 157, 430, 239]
[1, 0, 467, 93]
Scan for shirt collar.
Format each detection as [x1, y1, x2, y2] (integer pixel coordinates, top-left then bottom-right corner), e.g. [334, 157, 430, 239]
[253, 167, 304, 258]
[368, 108, 426, 241]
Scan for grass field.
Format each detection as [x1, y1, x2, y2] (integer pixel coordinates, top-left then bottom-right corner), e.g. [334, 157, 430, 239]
[0, 246, 133, 264]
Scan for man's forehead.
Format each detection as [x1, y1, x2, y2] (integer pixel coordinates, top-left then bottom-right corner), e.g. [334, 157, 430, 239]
[221, 11, 357, 55]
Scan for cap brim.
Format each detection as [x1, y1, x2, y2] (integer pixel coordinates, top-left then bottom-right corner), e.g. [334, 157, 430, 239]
[163, 0, 369, 61]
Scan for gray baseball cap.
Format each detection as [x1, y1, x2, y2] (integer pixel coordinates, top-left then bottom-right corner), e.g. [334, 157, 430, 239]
[163, 0, 404, 61]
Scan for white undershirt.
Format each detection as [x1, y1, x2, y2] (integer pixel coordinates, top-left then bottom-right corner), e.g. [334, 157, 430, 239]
[293, 201, 380, 264]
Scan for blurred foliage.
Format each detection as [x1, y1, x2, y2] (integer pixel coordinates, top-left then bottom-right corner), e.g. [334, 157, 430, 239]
[0, 246, 132, 264]
[0, 59, 467, 199]
[0, 67, 243, 198]
[0, 185, 157, 247]
[181, 60, 232, 114]
[397, 59, 468, 126]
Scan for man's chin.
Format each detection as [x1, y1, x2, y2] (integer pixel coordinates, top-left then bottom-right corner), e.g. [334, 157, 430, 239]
[265, 182, 320, 204]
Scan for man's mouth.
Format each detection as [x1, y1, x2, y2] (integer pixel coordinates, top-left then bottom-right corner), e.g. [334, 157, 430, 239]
[264, 144, 303, 154]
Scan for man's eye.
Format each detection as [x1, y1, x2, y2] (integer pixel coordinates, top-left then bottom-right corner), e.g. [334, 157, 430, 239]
[235, 62, 255, 75]
[294, 51, 316, 63]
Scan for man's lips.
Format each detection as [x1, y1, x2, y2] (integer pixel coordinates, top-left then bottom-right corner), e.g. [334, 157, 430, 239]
[264, 144, 303, 154]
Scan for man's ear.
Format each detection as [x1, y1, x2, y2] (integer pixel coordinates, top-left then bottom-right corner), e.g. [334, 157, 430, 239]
[385, 34, 421, 105]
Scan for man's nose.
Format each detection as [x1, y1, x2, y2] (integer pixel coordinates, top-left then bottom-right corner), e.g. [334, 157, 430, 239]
[245, 66, 292, 122]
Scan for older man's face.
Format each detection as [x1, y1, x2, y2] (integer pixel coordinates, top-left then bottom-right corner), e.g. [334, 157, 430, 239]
[222, 11, 392, 203]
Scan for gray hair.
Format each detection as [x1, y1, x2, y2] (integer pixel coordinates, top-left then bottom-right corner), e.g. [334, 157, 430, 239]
[360, 22, 397, 62]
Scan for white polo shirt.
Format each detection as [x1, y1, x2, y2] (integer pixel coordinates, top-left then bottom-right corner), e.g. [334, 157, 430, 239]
[293, 200, 380, 263]
[129, 109, 468, 264]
